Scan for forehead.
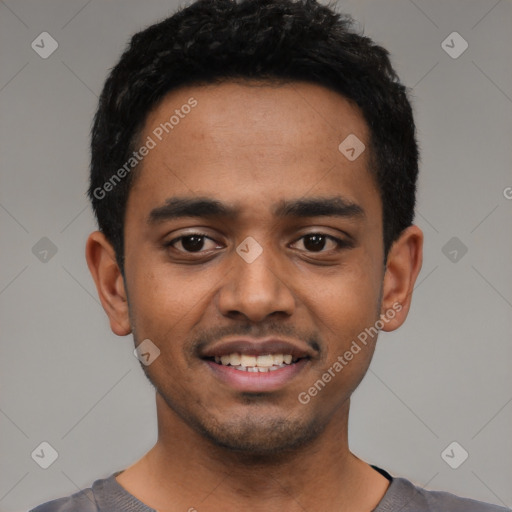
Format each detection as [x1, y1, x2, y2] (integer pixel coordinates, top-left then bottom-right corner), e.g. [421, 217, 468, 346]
[142, 79, 368, 156]
[127, 80, 379, 222]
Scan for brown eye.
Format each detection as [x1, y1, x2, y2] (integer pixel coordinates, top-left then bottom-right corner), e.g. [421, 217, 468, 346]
[292, 233, 346, 253]
[303, 234, 328, 252]
[180, 235, 206, 252]
[165, 233, 220, 254]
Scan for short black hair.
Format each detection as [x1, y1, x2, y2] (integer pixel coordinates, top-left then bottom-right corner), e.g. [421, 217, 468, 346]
[89, 0, 418, 274]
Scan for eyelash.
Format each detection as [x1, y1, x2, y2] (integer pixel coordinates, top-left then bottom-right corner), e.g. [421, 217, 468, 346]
[164, 232, 351, 255]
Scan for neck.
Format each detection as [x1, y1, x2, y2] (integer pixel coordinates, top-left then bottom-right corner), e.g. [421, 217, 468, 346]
[116, 392, 389, 512]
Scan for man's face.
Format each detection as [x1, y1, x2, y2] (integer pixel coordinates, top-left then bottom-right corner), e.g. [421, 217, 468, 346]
[122, 81, 386, 453]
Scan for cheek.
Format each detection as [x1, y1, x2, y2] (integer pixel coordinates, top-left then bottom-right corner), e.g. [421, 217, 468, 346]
[301, 271, 379, 405]
[126, 258, 224, 354]
[126, 263, 196, 340]
[301, 255, 382, 365]
[310, 257, 380, 320]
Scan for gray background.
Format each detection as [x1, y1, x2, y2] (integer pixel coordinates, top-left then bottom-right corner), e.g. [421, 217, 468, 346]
[1, 0, 511, 510]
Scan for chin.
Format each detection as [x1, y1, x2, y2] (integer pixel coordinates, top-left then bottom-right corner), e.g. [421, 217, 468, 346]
[191, 412, 326, 456]
[155, 383, 329, 457]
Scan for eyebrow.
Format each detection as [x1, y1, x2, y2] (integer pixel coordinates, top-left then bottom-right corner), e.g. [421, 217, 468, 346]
[147, 195, 365, 224]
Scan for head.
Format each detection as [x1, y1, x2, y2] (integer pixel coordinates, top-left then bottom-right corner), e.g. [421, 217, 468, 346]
[86, 0, 423, 456]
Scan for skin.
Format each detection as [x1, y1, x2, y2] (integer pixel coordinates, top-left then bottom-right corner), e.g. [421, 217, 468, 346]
[86, 80, 423, 512]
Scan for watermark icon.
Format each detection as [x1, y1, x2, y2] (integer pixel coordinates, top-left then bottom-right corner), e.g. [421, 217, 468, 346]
[92, 97, 198, 200]
[134, 339, 161, 366]
[31, 441, 59, 469]
[441, 236, 468, 263]
[298, 302, 402, 404]
[441, 32, 468, 59]
[31, 32, 58, 59]
[503, 187, 512, 200]
[32, 237, 58, 263]
[236, 236, 263, 263]
[441, 441, 469, 469]
[338, 134, 365, 162]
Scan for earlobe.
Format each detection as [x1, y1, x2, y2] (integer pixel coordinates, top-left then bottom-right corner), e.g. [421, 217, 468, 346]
[85, 231, 132, 336]
[380, 225, 423, 332]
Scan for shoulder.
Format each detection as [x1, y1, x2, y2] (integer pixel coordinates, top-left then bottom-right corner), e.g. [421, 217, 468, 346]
[421, 486, 510, 512]
[27, 471, 120, 512]
[378, 475, 511, 512]
[28, 487, 98, 512]
[27, 471, 152, 512]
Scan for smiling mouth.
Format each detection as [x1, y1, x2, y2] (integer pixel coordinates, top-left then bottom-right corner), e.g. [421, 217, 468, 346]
[206, 353, 307, 373]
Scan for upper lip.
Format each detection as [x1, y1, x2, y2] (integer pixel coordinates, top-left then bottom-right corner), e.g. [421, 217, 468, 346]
[199, 337, 317, 359]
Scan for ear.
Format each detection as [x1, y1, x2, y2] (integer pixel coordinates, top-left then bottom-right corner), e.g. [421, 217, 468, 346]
[85, 231, 131, 336]
[380, 225, 423, 332]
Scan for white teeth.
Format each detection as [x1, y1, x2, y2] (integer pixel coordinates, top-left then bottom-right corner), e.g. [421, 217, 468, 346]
[240, 354, 257, 367]
[230, 353, 241, 366]
[213, 353, 298, 369]
[232, 364, 283, 372]
[256, 354, 274, 367]
[267, 363, 288, 372]
[273, 354, 284, 365]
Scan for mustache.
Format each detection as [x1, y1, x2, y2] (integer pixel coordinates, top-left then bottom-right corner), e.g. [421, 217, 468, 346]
[189, 322, 321, 356]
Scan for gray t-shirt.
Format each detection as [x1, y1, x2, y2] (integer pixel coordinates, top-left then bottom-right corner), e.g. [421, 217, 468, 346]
[29, 466, 510, 512]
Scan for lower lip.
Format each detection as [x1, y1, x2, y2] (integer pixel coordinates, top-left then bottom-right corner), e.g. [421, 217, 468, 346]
[205, 359, 309, 392]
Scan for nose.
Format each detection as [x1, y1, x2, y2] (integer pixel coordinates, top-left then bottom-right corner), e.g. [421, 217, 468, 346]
[216, 242, 296, 323]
